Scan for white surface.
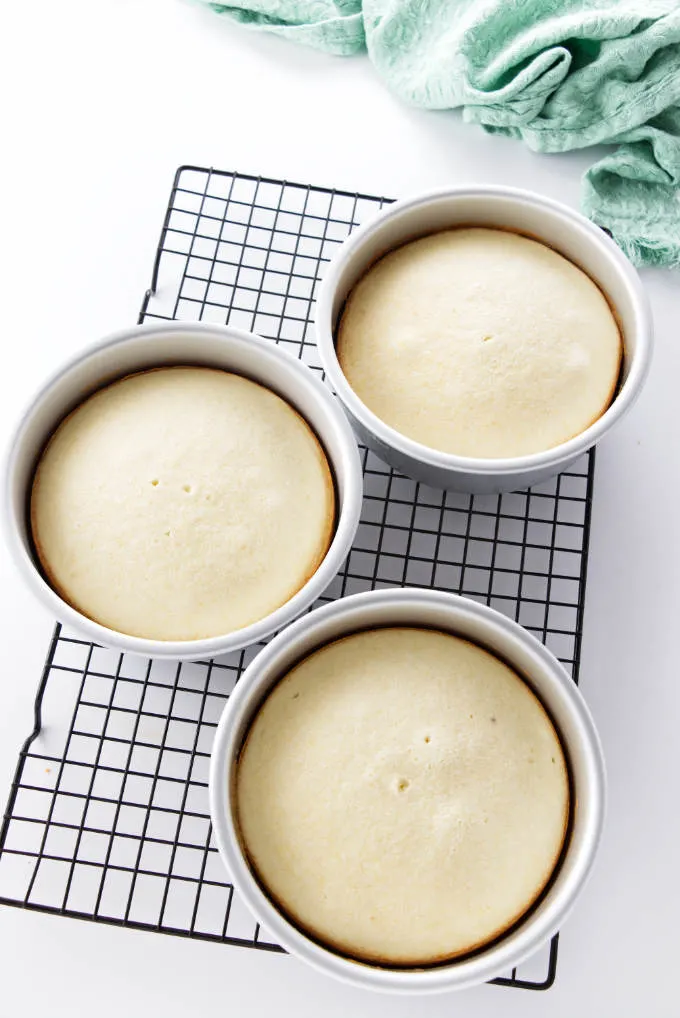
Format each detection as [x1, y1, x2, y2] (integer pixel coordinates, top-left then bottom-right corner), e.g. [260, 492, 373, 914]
[0, 1, 678, 1015]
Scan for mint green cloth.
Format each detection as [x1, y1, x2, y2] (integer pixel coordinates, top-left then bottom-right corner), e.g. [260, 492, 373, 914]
[202, 0, 680, 268]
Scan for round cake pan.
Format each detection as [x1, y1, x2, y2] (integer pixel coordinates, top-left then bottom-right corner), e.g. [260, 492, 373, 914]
[210, 587, 606, 994]
[3, 322, 363, 660]
[315, 186, 652, 493]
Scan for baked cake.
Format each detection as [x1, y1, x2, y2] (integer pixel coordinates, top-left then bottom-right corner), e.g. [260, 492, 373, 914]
[31, 366, 335, 640]
[236, 627, 569, 965]
[337, 228, 622, 458]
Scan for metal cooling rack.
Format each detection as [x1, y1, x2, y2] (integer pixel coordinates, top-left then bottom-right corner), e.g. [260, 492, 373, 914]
[0, 166, 596, 992]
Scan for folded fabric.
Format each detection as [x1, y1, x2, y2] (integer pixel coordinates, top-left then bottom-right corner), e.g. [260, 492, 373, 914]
[200, 0, 680, 267]
[204, 1, 364, 54]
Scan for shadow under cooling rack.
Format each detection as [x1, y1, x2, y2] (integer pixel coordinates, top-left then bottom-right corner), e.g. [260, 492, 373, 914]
[0, 165, 596, 994]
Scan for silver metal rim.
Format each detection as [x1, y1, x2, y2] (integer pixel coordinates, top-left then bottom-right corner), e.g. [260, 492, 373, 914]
[210, 587, 606, 994]
[315, 185, 653, 479]
[3, 321, 364, 659]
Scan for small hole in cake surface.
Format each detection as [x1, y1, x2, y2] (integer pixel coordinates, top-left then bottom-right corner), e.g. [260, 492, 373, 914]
[424, 735, 431, 744]
[490, 716, 497, 723]
[292, 692, 300, 700]
[482, 335, 493, 342]
[182, 484, 192, 494]
[151, 479, 159, 487]
[397, 779, 410, 792]
[164, 530, 171, 537]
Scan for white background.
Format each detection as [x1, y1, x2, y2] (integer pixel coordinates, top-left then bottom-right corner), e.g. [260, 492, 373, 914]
[1, 2, 678, 1015]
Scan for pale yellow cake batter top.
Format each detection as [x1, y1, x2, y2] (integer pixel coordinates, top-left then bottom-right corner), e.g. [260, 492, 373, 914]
[237, 627, 569, 965]
[31, 366, 335, 641]
[337, 228, 622, 458]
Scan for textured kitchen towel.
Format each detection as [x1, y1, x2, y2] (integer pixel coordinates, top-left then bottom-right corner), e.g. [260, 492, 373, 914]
[200, 0, 680, 267]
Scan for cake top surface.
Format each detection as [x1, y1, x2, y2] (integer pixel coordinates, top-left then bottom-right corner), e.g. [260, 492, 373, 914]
[338, 227, 622, 458]
[31, 366, 334, 641]
[237, 626, 569, 964]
